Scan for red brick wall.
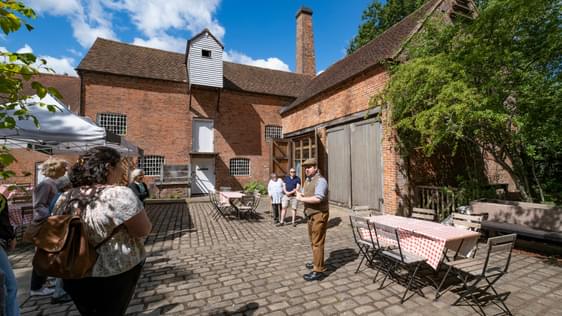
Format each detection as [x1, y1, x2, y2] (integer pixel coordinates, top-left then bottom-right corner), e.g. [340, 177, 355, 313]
[283, 66, 389, 133]
[190, 87, 292, 190]
[281, 66, 406, 214]
[82, 73, 290, 192]
[296, 10, 316, 76]
[0, 149, 76, 186]
[80, 72, 191, 185]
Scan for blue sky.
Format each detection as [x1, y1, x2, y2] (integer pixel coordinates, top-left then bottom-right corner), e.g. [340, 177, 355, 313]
[1, 0, 373, 76]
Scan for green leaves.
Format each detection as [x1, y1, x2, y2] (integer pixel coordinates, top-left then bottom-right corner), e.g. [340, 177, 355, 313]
[0, 1, 62, 179]
[347, 0, 425, 54]
[384, 0, 562, 202]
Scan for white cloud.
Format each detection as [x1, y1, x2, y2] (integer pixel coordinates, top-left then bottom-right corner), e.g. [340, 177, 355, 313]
[39, 55, 77, 76]
[108, 0, 224, 39]
[132, 34, 185, 53]
[224, 50, 290, 72]
[26, 0, 82, 15]
[4, 44, 77, 76]
[16, 44, 33, 53]
[70, 15, 116, 48]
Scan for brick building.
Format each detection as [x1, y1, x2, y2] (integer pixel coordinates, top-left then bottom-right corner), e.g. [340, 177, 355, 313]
[6, 0, 507, 213]
[76, 30, 310, 195]
[280, 0, 483, 214]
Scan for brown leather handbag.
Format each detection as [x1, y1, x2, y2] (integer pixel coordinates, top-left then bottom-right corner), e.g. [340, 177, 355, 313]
[29, 214, 98, 279]
[26, 187, 121, 279]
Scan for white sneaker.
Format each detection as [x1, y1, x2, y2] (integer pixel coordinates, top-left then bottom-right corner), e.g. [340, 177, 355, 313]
[30, 287, 55, 297]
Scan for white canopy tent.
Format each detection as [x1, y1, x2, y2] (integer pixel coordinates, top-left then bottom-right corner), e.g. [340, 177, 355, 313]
[0, 94, 141, 156]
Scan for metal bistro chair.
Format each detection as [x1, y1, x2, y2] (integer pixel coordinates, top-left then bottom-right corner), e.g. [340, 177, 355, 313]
[445, 212, 486, 260]
[209, 191, 231, 220]
[411, 207, 437, 221]
[238, 192, 260, 219]
[435, 234, 517, 316]
[349, 215, 380, 274]
[372, 222, 427, 304]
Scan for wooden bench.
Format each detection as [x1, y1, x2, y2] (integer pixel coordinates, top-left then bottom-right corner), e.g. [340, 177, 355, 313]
[471, 199, 561, 244]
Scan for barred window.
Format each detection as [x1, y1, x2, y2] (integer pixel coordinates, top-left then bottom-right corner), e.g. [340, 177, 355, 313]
[265, 125, 282, 140]
[97, 113, 127, 136]
[229, 158, 250, 176]
[140, 155, 165, 176]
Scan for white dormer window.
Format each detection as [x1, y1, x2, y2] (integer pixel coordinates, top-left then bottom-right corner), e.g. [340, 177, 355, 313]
[186, 29, 224, 88]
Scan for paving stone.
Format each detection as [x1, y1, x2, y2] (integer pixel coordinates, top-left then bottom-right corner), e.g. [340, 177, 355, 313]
[11, 201, 562, 316]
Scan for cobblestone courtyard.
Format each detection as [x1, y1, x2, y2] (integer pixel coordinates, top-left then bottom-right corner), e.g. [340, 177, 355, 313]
[10, 200, 562, 315]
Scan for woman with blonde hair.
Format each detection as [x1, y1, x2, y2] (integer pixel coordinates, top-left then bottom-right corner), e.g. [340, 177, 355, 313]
[29, 157, 68, 297]
[128, 168, 149, 204]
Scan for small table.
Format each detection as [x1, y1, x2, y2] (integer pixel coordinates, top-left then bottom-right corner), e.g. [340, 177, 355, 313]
[368, 215, 480, 270]
[219, 191, 245, 218]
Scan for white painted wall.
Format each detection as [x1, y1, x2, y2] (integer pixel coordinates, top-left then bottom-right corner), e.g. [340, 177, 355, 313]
[188, 32, 223, 88]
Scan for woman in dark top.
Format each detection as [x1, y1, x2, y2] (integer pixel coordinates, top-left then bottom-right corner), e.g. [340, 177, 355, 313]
[128, 169, 149, 203]
[0, 193, 19, 316]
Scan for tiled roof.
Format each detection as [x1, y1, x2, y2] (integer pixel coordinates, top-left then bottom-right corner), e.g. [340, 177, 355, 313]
[280, 0, 443, 114]
[223, 62, 311, 98]
[77, 38, 311, 98]
[77, 38, 187, 83]
[23, 74, 80, 113]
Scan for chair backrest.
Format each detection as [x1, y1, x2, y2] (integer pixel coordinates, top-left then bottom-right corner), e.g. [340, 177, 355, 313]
[372, 221, 402, 259]
[452, 212, 484, 232]
[252, 192, 261, 209]
[349, 215, 376, 247]
[482, 234, 517, 275]
[411, 207, 437, 221]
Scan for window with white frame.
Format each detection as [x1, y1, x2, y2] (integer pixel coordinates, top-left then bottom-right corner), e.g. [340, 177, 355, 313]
[97, 113, 127, 136]
[140, 155, 165, 176]
[229, 158, 250, 176]
[265, 125, 282, 140]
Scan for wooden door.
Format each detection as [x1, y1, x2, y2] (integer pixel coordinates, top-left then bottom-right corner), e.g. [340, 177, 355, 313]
[270, 140, 290, 177]
[350, 119, 383, 210]
[327, 125, 351, 207]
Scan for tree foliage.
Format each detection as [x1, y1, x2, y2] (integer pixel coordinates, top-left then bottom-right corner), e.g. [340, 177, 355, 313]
[383, 0, 562, 202]
[0, 0, 60, 179]
[347, 0, 425, 54]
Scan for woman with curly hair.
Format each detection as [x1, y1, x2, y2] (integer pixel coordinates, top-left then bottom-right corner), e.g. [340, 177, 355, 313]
[29, 157, 68, 297]
[52, 147, 152, 316]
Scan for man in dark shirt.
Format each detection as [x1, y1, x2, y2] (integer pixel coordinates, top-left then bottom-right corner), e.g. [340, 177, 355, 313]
[278, 168, 301, 227]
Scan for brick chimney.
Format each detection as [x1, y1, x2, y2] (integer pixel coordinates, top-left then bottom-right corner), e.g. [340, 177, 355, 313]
[295, 6, 316, 76]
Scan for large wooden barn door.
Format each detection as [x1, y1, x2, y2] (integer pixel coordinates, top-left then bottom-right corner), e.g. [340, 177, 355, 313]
[270, 140, 290, 176]
[350, 120, 384, 210]
[327, 125, 351, 207]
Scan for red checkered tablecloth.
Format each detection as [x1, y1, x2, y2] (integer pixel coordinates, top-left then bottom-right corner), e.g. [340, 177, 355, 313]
[8, 203, 33, 229]
[366, 215, 480, 269]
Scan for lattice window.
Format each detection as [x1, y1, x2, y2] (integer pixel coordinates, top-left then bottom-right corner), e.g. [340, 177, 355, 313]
[97, 113, 127, 136]
[140, 155, 165, 176]
[229, 158, 250, 176]
[265, 125, 282, 140]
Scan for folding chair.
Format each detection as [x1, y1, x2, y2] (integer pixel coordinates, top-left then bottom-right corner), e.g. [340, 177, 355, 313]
[372, 222, 427, 303]
[445, 212, 485, 260]
[411, 207, 437, 221]
[238, 193, 258, 219]
[209, 192, 230, 220]
[435, 234, 516, 316]
[349, 215, 379, 274]
[453, 213, 485, 232]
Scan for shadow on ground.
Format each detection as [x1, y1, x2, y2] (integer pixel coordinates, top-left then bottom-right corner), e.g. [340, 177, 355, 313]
[324, 248, 358, 278]
[208, 302, 259, 316]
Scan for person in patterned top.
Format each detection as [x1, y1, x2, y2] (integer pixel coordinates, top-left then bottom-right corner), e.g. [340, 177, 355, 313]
[52, 147, 152, 315]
